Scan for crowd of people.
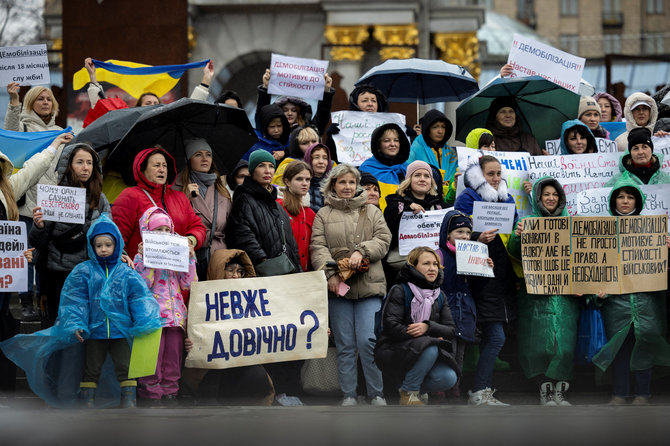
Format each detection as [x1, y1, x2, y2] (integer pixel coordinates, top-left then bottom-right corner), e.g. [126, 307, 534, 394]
[0, 58, 669, 410]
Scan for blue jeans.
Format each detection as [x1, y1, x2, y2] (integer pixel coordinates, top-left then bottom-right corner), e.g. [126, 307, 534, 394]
[329, 297, 384, 399]
[472, 321, 505, 392]
[400, 345, 458, 393]
[612, 328, 652, 397]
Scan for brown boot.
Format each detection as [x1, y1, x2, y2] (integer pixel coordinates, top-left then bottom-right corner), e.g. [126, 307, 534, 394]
[399, 389, 424, 406]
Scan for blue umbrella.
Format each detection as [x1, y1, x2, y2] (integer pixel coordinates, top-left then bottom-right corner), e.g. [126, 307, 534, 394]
[456, 76, 580, 149]
[355, 58, 479, 118]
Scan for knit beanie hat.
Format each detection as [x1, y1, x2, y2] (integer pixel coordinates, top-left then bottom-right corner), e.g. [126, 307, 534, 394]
[627, 127, 654, 153]
[359, 170, 380, 191]
[406, 160, 432, 178]
[248, 149, 276, 174]
[185, 137, 212, 160]
[147, 212, 173, 231]
[447, 212, 472, 233]
[578, 96, 601, 119]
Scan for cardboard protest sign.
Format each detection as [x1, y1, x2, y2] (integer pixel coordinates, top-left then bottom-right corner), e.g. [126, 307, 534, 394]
[455, 147, 531, 217]
[0, 44, 50, 86]
[268, 54, 328, 101]
[520, 216, 667, 295]
[507, 34, 585, 93]
[185, 271, 328, 369]
[141, 231, 190, 273]
[544, 137, 618, 156]
[455, 240, 494, 278]
[472, 202, 516, 234]
[331, 111, 406, 166]
[0, 221, 27, 292]
[397, 209, 449, 255]
[36, 184, 86, 224]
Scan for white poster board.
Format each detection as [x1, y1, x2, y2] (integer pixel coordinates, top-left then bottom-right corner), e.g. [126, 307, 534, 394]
[0, 221, 27, 292]
[142, 231, 190, 273]
[331, 111, 406, 166]
[455, 240, 494, 278]
[507, 34, 585, 93]
[0, 44, 50, 86]
[472, 201, 516, 234]
[185, 271, 328, 369]
[544, 137, 618, 156]
[268, 54, 329, 101]
[36, 184, 86, 224]
[397, 209, 450, 255]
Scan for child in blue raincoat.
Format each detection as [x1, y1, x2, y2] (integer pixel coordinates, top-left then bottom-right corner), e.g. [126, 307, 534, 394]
[0, 215, 160, 408]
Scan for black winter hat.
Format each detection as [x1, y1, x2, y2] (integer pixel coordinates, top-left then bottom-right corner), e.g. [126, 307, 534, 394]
[446, 211, 472, 233]
[627, 127, 654, 153]
[359, 170, 380, 191]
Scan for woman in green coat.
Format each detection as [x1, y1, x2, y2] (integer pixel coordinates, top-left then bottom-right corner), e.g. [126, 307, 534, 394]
[592, 173, 670, 405]
[509, 176, 582, 406]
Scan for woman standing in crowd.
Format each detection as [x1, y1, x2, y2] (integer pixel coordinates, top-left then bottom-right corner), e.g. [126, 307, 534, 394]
[383, 161, 444, 274]
[594, 92, 623, 123]
[559, 120, 597, 155]
[226, 159, 249, 195]
[31, 142, 109, 326]
[592, 174, 670, 405]
[606, 128, 670, 186]
[454, 155, 517, 406]
[304, 143, 333, 214]
[174, 138, 232, 280]
[509, 177, 580, 406]
[278, 160, 316, 272]
[577, 96, 609, 139]
[273, 125, 320, 187]
[112, 147, 206, 260]
[310, 164, 391, 406]
[407, 110, 456, 192]
[374, 246, 459, 406]
[614, 92, 667, 152]
[360, 172, 381, 208]
[465, 128, 496, 151]
[486, 97, 542, 156]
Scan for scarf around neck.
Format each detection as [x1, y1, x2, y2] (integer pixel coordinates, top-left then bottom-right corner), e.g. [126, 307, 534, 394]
[408, 282, 440, 323]
[190, 171, 218, 198]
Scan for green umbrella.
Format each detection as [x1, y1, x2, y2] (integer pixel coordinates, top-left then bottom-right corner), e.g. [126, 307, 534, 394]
[456, 76, 580, 149]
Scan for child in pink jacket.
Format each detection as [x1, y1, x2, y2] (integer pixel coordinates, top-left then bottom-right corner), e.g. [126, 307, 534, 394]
[134, 206, 197, 404]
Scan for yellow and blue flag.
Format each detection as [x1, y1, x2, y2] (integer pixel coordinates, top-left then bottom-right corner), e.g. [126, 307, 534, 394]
[0, 127, 73, 168]
[72, 59, 210, 99]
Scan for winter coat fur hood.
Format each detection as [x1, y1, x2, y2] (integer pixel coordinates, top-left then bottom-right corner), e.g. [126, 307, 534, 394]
[593, 92, 623, 122]
[461, 160, 511, 203]
[615, 92, 658, 152]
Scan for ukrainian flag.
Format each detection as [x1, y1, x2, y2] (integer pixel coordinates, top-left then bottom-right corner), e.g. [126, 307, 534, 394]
[0, 127, 73, 168]
[72, 59, 210, 99]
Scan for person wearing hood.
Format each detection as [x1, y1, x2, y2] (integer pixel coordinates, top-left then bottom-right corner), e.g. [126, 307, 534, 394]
[174, 138, 232, 280]
[374, 247, 459, 406]
[0, 215, 161, 409]
[226, 159, 249, 195]
[509, 177, 582, 406]
[359, 123, 411, 209]
[614, 92, 669, 152]
[383, 161, 445, 274]
[272, 125, 320, 187]
[112, 147, 206, 260]
[606, 127, 670, 187]
[244, 103, 291, 161]
[594, 92, 623, 123]
[559, 119, 598, 155]
[407, 109, 457, 189]
[30, 143, 111, 327]
[592, 175, 670, 405]
[454, 155, 518, 407]
[578, 96, 610, 139]
[310, 164, 391, 407]
[443, 128, 496, 206]
[485, 96, 542, 156]
[215, 90, 243, 109]
[256, 68, 335, 135]
[304, 143, 334, 214]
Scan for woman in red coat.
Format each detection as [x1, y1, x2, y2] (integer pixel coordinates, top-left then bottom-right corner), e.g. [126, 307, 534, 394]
[112, 147, 206, 260]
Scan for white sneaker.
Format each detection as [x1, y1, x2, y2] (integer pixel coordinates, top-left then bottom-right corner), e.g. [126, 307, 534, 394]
[419, 393, 429, 405]
[341, 397, 358, 407]
[554, 381, 572, 406]
[275, 393, 304, 406]
[540, 382, 557, 406]
[483, 388, 510, 406]
[468, 389, 486, 405]
[370, 396, 387, 406]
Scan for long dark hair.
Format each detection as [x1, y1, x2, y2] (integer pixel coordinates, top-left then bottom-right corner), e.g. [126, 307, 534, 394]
[61, 145, 103, 209]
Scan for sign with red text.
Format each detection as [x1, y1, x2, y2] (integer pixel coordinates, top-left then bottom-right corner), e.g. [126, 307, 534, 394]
[0, 221, 27, 292]
[544, 137, 618, 156]
[36, 184, 86, 224]
[398, 209, 450, 255]
[455, 240, 494, 278]
[268, 54, 328, 101]
[507, 34, 584, 93]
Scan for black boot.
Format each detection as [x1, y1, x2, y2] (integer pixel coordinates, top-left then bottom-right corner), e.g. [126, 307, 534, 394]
[19, 294, 39, 322]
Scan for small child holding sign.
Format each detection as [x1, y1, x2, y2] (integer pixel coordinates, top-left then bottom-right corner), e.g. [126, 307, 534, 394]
[134, 207, 197, 405]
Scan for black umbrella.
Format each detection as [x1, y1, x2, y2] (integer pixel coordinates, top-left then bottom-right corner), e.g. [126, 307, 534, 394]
[108, 98, 257, 184]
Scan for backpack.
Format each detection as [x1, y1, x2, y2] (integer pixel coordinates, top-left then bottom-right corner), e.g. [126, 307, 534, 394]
[374, 283, 445, 338]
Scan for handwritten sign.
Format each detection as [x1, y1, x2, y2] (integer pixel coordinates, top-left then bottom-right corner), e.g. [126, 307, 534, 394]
[397, 209, 449, 255]
[185, 271, 328, 369]
[521, 216, 667, 295]
[507, 34, 585, 93]
[455, 240, 494, 278]
[142, 231, 190, 273]
[36, 184, 86, 224]
[268, 54, 328, 101]
[0, 44, 50, 86]
[455, 147, 531, 217]
[331, 111, 406, 166]
[472, 202, 516, 234]
[654, 135, 670, 176]
[0, 221, 27, 292]
[544, 137, 618, 156]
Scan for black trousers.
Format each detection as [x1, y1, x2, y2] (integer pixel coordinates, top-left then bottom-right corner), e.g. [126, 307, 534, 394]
[82, 338, 131, 384]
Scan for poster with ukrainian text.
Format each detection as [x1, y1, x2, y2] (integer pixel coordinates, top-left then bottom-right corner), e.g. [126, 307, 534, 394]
[0, 221, 27, 292]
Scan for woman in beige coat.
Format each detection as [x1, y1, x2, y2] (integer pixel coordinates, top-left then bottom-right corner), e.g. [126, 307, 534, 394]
[310, 163, 391, 407]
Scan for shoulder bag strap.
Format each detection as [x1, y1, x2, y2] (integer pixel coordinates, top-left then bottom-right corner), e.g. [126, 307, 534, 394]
[207, 188, 218, 248]
[353, 205, 368, 249]
[141, 189, 158, 208]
